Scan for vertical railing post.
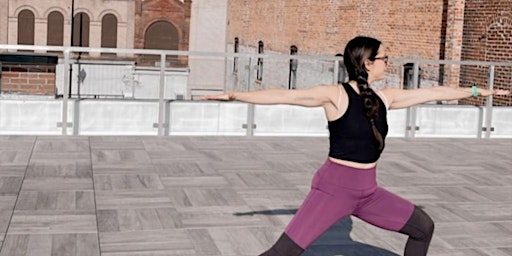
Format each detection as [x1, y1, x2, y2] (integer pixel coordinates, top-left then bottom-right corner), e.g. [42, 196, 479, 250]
[246, 104, 255, 136]
[73, 100, 80, 135]
[406, 107, 418, 138]
[333, 59, 339, 84]
[157, 53, 166, 136]
[246, 57, 252, 91]
[61, 50, 71, 135]
[484, 65, 495, 139]
[245, 57, 255, 136]
[406, 61, 420, 138]
[412, 62, 420, 89]
[477, 107, 484, 138]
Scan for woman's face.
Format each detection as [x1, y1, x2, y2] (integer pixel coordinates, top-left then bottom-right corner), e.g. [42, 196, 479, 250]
[366, 46, 388, 83]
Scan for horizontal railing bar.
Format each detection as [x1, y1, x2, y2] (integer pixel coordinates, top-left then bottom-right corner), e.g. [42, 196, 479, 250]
[2, 44, 512, 67]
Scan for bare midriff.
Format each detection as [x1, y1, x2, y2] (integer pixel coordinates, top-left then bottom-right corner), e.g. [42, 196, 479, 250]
[328, 157, 377, 170]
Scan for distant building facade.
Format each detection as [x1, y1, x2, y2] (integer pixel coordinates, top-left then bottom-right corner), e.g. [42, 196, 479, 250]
[0, 0, 510, 105]
[0, 0, 228, 85]
[0, 0, 193, 59]
[226, 0, 511, 105]
[460, 0, 512, 106]
[1, 0, 135, 54]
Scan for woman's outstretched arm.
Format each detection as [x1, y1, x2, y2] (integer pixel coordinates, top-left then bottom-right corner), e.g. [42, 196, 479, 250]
[382, 86, 510, 109]
[201, 85, 337, 108]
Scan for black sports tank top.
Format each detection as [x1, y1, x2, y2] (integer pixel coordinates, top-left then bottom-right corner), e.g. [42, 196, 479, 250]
[328, 83, 388, 163]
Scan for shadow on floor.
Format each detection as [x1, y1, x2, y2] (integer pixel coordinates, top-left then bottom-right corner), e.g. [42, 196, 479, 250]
[234, 209, 400, 256]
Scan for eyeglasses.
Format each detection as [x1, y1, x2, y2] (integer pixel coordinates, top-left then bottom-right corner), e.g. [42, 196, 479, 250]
[373, 56, 389, 64]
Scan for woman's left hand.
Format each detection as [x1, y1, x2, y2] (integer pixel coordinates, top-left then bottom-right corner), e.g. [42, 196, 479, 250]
[480, 89, 511, 97]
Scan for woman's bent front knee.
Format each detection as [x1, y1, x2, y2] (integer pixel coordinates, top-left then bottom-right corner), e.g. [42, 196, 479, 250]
[400, 206, 435, 241]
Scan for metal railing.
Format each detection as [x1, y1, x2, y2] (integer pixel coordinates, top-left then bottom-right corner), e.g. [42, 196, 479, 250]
[0, 44, 511, 138]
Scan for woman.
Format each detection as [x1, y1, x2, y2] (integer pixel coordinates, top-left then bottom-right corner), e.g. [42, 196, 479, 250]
[202, 36, 510, 256]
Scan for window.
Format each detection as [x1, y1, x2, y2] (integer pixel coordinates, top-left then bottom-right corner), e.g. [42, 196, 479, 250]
[233, 37, 239, 73]
[18, 10, 35, 46]
[144, 21, 180, 66]
[335, 53, 347, 84]
[47, 11, 64, 46]
[144, 21, 179, 50]
[101, 14, 118, 48]
[257, 41, 264, 81]
[73, 12, 90, 47]
[289, 45, 298, 89]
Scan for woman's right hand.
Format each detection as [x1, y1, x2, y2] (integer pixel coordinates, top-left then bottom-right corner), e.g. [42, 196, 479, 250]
[200, 93, 236, 101]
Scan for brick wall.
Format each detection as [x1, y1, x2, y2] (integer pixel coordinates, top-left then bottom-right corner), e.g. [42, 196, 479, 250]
[134, 0, 191, 66]
[460, 0, 512, 106]
[227, 0, 512, 106]
[1, 65, 56, 95]
[228, 1, 448, 58]
[227, 0, 461, 91]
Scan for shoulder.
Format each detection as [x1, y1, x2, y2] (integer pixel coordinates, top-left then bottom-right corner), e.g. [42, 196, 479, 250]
[311, 84, 341, 91]
[380, 87, 403, 98]
[307, 84, 342, 99]
[374, 88, 395, 110]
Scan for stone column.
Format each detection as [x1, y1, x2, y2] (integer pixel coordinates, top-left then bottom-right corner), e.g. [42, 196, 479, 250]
[89, 21, 101, 57]
[0, 0, 9, 44]
[117, 22, 128, 57]
[63, 15, 72, 47]
[7, 17, 17, 51]
[34, 18, 47, 52]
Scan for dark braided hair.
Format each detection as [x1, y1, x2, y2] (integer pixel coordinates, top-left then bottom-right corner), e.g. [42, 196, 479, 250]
[343, 36, 384, 150]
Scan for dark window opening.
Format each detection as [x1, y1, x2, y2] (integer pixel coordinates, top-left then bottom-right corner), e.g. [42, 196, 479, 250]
[101, 14, 118, 49]
[257, 41, 264, 81]
[233, 37, 239, 73]
[18, 10, 35, 49]
[72, 12, 90, 47]
[143, 21, 180, 66]
[289, 45, 298, 89]
[47, 11, 64, 47]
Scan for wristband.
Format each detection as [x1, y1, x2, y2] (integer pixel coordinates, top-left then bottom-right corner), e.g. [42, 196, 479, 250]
[471, 85, 479, 98]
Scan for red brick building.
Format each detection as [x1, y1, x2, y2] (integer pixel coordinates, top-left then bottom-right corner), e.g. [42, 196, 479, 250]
[135, 0, 192, 66]
[460, 0, 512, 106]
[227, 0, 511, 105]
[228, 1, 453, 59]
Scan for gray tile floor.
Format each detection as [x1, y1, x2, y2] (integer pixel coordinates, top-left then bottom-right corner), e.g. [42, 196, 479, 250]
[0, 135, 511, 256]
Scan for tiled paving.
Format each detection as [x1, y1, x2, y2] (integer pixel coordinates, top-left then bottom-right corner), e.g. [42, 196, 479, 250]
[0, 135, 511, 256]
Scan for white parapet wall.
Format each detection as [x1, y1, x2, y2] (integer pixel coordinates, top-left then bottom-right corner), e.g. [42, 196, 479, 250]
[77, 100, 160, 135]
[0, 98, 73, 135]
[0, 98, 510, 138]
[489, 107, 512, 138]
[414, 105, 483, 138]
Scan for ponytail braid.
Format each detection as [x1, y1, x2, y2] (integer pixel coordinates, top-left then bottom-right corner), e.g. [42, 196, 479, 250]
[344, 36, 385, 151]
[356, 73, 384, 150]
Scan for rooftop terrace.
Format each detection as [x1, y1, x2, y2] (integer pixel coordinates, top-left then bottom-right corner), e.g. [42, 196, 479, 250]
[0, 135, 511, 256]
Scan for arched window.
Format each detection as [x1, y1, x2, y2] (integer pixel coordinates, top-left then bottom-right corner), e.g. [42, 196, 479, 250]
[289, 45, 298, 89]
[18, 10, 35, 46]
[101, 14, 117, 48]
[47, 11, 64, 46]
[233, 37, 239, 73]
[143, 21, 180, 66]
[256, 41, 264, 81]
[144, 21, 179, 50]
[72, 12, 90, 47]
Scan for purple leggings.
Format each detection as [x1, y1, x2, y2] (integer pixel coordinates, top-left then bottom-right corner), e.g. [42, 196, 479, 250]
[285, 159, 415, 249]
